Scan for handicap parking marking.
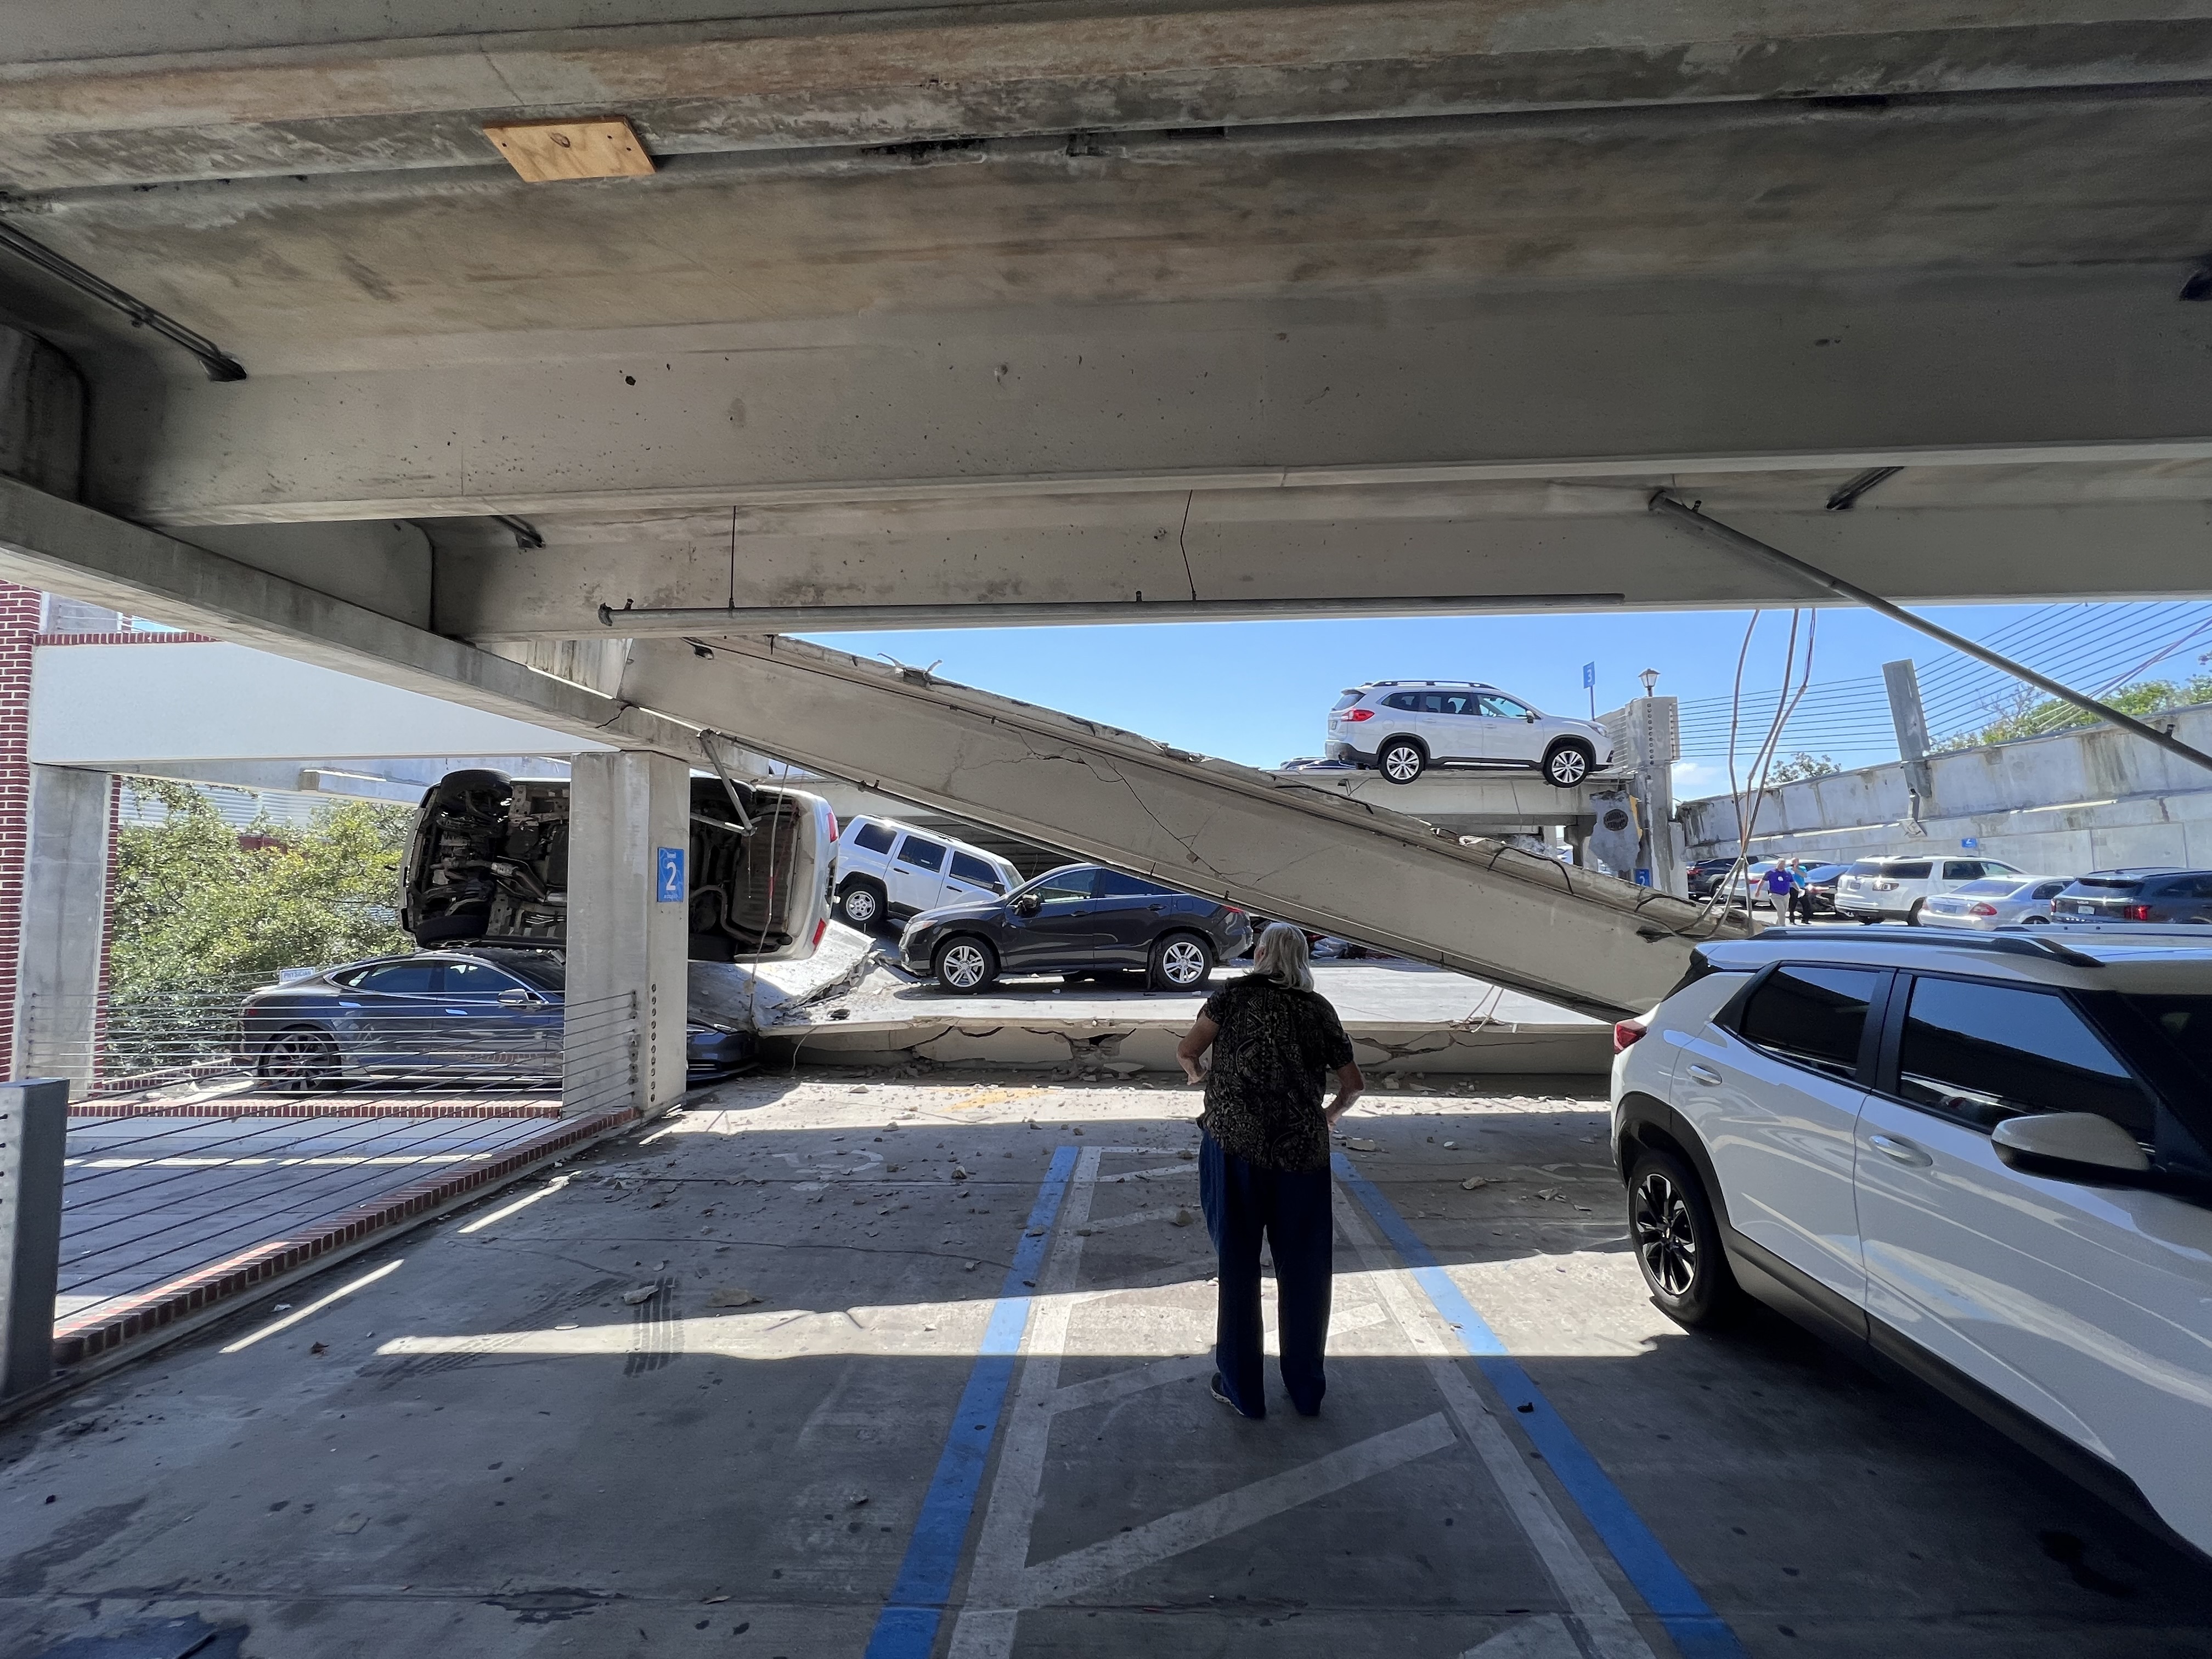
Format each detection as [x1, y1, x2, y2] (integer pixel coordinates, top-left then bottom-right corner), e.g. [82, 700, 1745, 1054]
[864, 1143, 1080, 1659]
[1333, 1150, 1751, 1659]
[941, 1142, 1658, 1659]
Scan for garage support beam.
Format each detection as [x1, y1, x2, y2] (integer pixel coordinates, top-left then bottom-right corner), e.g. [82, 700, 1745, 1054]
[104, 271, 2212, 527]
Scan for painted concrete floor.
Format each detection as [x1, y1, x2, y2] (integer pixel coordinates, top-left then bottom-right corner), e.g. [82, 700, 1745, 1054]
[3, 1071, 2209, 1658]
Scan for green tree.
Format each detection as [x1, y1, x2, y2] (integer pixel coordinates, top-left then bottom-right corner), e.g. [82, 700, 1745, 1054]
[1768, 751, 1840, 783]
[109, 780, 414, 998]
[1942, 674, 2212, 751]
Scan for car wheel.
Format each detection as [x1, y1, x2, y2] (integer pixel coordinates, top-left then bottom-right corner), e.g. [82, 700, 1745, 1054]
[1627, 1147, 1739, 1328]
[933, 936, 998, 994]
[1906, 899, 1926, 926]
[1148, 932, 1214, 991]
[1542, 741, 1595, 787]
[836, 879, 886, 930]
[1378, 739, 1426, 784]
[260, 1025, 341, 1093]
[2022, 915, 2050, 926]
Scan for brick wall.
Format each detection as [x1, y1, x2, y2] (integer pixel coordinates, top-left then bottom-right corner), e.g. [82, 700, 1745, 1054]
[0, 581, 47, 1077]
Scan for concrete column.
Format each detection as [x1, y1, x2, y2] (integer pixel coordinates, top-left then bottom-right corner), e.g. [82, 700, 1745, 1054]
[0, 1077, 67, 1400]
[15, 766, 112, 1094]
[565, 751, 689, 1116]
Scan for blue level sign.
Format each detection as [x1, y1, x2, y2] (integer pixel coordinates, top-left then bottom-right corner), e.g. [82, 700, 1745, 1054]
[1960, 837, 1979, 849]
[1582, 661, 1596, 689]
[654, 845, 687, 903]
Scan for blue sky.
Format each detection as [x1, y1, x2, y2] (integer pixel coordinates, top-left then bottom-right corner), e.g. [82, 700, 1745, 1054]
[802, 601, 2067, 800]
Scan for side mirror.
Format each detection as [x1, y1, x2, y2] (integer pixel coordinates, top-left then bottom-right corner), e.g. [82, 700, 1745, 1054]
[1012, 894, 1040, 916]
[1525, 712, 1538, 722]
[496, 987, 534, 1007]
[1991, 1112, 2151, 1182]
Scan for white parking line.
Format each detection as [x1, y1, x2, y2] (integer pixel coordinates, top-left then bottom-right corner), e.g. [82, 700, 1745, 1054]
[1333, 1189, 1656, 1659]
[1018, 1411, 1457, 1605]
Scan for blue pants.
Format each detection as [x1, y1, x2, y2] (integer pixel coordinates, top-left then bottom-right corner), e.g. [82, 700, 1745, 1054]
[1199, 1131, 1333, 1418]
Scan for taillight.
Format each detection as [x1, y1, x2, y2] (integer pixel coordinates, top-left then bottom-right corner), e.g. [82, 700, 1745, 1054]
[812, 917, 828, 945]
[826, 811, 839, 842]
[1968, 902, 1997, 917]
[2125, 904, 2154, 922]
[1226, 909, 1246, 927]
[1344, 708, 1374, 722]
[1612, 1020, 1646, 1053]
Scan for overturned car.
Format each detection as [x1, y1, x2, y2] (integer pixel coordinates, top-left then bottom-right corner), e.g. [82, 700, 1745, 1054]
[399, 768, 836, 963]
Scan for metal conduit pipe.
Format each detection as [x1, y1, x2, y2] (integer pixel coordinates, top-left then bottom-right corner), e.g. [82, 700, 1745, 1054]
[1648, 492, 2212, 778]
[597, 594, 1625, 634]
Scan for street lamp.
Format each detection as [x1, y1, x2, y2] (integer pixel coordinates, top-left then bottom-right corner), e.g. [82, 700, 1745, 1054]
[1639, 668, 1661, 696]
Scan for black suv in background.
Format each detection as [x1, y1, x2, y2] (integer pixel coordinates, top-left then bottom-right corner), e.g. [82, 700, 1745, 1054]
[2054, 869, 2212, 925]
[898, 864, 1253, 994]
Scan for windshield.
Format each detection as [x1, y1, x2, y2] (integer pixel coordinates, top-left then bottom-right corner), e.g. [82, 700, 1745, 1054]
[1012, 865, 1096, 902]
[2078, 874, 2150, 891]
[1331, 691, 1362, 710]
[1953, 878, 2030, 898]
[1846, 861, 1887, 876]
[1804, 865, 1848, 881]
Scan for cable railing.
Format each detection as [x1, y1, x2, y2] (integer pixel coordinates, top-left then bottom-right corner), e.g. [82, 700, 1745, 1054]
[40, 985, 639, 1348]
[22, 985, 637, 1111]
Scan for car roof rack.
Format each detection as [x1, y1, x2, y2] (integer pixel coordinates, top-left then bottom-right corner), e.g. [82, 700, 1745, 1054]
[1750, 924, 2104, 968]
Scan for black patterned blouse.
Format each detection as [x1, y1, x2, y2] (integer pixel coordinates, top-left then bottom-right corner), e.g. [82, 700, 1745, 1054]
[1197, 975, 1356, 1172]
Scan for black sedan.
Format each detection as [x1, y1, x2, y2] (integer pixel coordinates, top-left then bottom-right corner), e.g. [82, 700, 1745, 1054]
[2052, 868, 2212, 926]
[239, 949, 753, 1090]
[898, 864, 1254, 994]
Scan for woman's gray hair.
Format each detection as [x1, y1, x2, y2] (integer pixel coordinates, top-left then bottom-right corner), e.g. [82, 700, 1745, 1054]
[1251, 922, 1314, 991]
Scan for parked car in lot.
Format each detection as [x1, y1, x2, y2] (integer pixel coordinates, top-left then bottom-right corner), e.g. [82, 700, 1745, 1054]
[1686, 857, 1739, 900]
[1832, 854, 2027, 924]
[241, 950, 753, 1089]
[1612, 926, 2212, 1558]
[2053, 868, 2212, 926]
[1324, 680, 1613, 786]
[400, 769, 834, 963]
[1920, 874, 2072, 930]
[833, 815, 1022, 932]
[1796, 862, 1850, 917]
[899, 864, 1252, 993]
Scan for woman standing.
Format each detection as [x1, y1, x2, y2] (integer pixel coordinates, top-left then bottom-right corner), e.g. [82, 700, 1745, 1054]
[1176, 923, 1364, 1419]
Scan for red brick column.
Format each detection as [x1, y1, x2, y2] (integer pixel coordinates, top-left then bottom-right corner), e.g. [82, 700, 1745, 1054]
[0, 581, 45, 1079]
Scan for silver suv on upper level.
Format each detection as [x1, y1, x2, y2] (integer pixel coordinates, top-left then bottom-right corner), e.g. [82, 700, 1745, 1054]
[1324, 680, 1612, 786]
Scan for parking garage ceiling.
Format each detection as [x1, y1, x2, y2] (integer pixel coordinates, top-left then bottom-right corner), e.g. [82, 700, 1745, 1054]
[4, 3, 2212, 629]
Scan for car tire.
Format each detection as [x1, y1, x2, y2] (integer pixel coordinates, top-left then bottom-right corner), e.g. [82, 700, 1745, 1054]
[1626, 1147, 1739, 1328]
[1906, 900, 1926, 926]
[1378, 738, 1426, 784]
[2022, 915, 2050, 926]
[1148, 932, 1214, 992]
[837, 879, 887, 931]
[1542, 741, 1595, 787]
[933, 936, 998, 994]
[260, 1024, 341, 1093]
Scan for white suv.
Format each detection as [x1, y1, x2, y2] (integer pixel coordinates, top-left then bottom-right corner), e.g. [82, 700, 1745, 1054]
[1325, 680, 1612, 786]
[1833, 853, 2025, 924]
[834, 815, 1022, 931]
[1612, 926, 2212, 1558]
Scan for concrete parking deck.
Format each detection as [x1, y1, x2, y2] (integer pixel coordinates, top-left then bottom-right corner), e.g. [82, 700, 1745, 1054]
[3, 1072, 2208, 1658]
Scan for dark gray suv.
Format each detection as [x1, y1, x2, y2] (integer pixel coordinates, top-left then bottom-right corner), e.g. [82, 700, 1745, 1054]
[2053, 868, 2212, 926]
[898, 864, 1253, 994]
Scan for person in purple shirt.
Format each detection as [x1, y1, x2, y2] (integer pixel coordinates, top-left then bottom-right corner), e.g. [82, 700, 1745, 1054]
[1763, 861, 1797, 916]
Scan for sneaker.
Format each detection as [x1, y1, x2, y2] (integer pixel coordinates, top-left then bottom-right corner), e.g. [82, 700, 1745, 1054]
[1209, 1373, 1235, 1409]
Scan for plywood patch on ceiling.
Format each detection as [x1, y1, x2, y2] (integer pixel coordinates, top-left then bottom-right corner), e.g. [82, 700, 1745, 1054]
[483, 117, 656, 182]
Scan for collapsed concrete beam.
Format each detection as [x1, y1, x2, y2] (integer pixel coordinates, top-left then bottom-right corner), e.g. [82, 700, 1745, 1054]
[623, 635, 1738, 1019]
[0, 476, 694, 759]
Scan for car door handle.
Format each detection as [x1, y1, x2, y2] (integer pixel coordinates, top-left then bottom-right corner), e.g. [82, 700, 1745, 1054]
[1685, 1064, 1723, 1085]
[1148, 904, 1164, 912]
[1869, 1133, 1933, 1167]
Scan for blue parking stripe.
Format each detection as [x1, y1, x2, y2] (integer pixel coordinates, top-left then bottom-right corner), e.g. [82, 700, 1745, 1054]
[1334, 1153, 1750, 1659]
[864, 1145, 1080, 1659]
